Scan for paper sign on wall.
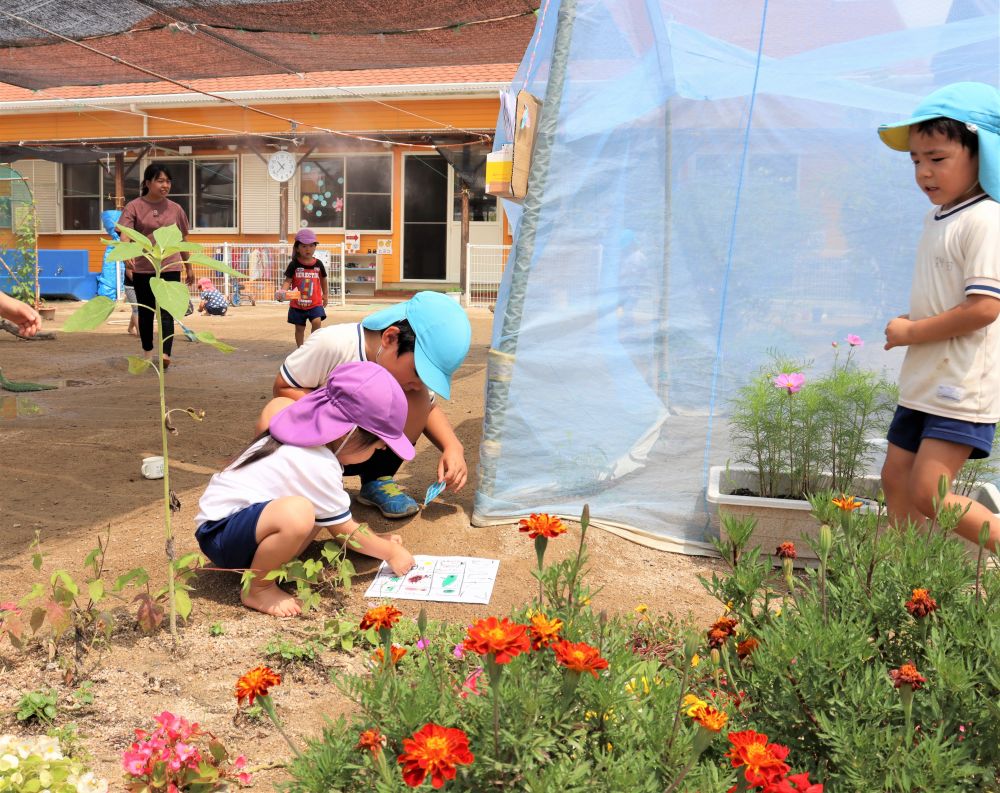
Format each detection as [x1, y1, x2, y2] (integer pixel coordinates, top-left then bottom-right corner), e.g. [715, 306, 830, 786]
[376, 238, 392, 255]
[363, 555, 499, 604]
[344, 232, 361, 253]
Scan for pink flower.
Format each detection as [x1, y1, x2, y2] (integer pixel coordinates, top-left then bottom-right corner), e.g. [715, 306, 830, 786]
[453, 643, 465, 659]
[458, 667, 484, 699]
[416, 638, 430, 650]
[846, 334, 864, 347]
[773, 372, 806, 394]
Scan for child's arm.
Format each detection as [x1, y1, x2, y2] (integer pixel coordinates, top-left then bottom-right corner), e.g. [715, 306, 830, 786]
[321, 275, 329, 307]
[423, 403, 468, 491]
[328, 517, 414, 576]
[885, 295, 1000, 350]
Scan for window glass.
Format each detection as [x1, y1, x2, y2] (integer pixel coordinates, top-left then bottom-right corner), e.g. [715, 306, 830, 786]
[347, 194, 391, 231]
[345, 155, 391, 230]
[195, 160, 235, 228]
[162, 160, 191, 208]
[62, 163, 101, 230]
[346, 155, 391, 193]
[300, 158, 345, 228]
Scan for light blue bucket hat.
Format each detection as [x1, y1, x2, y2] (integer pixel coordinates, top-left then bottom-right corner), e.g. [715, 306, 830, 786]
[361, 291, 472, 399]
[878, 81, 1000, 202]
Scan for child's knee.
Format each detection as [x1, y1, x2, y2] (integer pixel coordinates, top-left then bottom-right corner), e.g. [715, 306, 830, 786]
[271, 496, 315, 537]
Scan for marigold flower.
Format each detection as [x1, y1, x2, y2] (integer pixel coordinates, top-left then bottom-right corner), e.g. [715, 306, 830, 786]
[691, 703, 728, 732]
[737, 637, 760, 659]
[707, 615, 738, 648]
[357, 728, 386, 756]
[905, 588, 938, 618]
[360, 604, 403, 632]
[776, 542, 797, 560]
[462, 617, 531, 664]
[235, 666, 281, 706]
[761, 771, 824, 792]
[831, 494, 863, 512]
[890, 663, 927, 690]
[682, 693, 708, 716]
[634, 603, 648, 614]
[371, 645, 408, 666]
[527, 612, 563, 650]
[398, 723, 474, 789]
[518, 513, 567, 539]
[551, 639, 609, 678]
[726, 730, 791, 786]
[773, 372, 805, 394]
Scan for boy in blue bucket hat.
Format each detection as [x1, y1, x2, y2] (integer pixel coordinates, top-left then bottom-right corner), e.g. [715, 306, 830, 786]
[878, 82, 1000, 551]
[266, 291, 472, 517]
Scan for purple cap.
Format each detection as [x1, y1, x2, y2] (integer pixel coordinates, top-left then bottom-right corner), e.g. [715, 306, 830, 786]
[269, 361, 414, 460]
[295, 228, 318, 244]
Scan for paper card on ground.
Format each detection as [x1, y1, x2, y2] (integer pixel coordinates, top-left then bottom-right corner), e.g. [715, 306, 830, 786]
[364, 555, 499, 604]
[423, 480, 446, 507]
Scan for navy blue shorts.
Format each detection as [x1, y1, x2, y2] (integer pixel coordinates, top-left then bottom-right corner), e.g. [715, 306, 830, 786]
[887, 406, 995, 460]
[287, 306, 327, 326]
[195, 501, 270, 570]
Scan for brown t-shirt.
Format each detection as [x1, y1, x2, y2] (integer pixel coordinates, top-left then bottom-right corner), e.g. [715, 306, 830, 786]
[119, 197, 191, 274]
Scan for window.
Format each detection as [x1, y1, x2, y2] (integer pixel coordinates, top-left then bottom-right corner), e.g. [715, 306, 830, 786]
[300, 155, 391, 231]
[155, 159, 237, 229]
[62, 163, 141, 231]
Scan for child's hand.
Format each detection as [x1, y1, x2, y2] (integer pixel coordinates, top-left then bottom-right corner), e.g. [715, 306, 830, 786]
[884, 315, 914, 350]
[387, 544, 415, 576]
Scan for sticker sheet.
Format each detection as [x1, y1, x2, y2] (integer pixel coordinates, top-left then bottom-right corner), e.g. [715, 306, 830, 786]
[363, 556, 500, 604]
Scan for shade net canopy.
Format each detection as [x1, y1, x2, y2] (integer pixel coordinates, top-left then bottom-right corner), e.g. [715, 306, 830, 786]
[0, 0, 538, 89]
[474, 0, 1000, 553]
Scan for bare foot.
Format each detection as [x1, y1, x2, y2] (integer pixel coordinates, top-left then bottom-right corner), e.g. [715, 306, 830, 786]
[127, 327, 138, 336]
[241, 584, 302, 617]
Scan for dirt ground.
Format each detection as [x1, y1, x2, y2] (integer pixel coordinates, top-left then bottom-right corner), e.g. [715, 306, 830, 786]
[0, 299, 726, 787]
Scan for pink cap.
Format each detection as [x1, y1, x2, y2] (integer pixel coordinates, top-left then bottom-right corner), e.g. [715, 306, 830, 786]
[269, 361, 414, 460]
[197, 277, 214, 291]
[295, 228, 318, 244]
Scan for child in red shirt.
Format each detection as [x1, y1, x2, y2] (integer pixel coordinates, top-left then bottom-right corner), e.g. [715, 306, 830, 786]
[281, 228, 329, 347]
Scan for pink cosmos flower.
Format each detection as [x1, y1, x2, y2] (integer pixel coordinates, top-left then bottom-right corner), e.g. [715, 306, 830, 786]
[416, 638, 430, 650]
[773, 372, 805, 394]
[846, 334, 864, 347]
[453, 643, 465, 659]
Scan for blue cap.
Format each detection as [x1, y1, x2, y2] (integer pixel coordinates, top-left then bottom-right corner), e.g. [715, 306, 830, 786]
[361, 291, 472, 399]
[878, 82, 1000, 202]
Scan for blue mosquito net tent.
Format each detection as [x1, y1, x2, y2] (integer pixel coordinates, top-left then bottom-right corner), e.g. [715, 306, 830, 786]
[472, 0, 1000, 553]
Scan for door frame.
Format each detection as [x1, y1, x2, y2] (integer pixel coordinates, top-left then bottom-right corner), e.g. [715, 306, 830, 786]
[400, 151, 450, 283]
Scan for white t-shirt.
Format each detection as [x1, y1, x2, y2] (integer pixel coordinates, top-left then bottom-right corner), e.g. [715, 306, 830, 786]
[279, 322, 366, 390]
[898, 194, 1000, 422]
[195, 437, 352, 528]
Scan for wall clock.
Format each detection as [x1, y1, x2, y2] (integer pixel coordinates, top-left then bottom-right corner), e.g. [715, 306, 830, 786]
[267, 150, 297, 182]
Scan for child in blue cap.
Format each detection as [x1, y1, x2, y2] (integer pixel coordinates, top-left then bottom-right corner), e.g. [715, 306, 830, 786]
[264, 291, 472, 518]
[878, 81, 1000, 550]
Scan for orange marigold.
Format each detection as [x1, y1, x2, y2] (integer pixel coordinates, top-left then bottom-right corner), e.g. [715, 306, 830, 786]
[890, 663, 927, 690]
[776, 542, 797, 560]
[691, 703, 729, 732]
[372, 645, 408, 665]
[235, 665, 282, 706]
[462, 617, 531, 664]
[726, 730, 791, 786]
[518, 513, 567, 539]
[551, 639, 610, 678]
[737, 637, 760, 659]
[360, 604, 403, 632]
[905, 588, 938, 618]
[528, 612, 563, 650]
[398, 723, 474, 789]
[831, 494, 863, 512]
[707, 615, 738, 648]
[357, 727, 387, 756]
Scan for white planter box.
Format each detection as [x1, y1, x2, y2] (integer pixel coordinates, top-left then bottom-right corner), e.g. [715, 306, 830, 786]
[707, 465, 1000, 562]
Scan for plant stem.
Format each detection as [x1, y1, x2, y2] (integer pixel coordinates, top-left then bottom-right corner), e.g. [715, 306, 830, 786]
[260, 694, 301, 757]
[155, 301, 177, 641]
[664, 663, 691, 758]
[488, 656, 502, 759]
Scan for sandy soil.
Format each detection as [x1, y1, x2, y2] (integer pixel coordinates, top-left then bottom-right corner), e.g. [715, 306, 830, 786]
[0, 299, 726, 787]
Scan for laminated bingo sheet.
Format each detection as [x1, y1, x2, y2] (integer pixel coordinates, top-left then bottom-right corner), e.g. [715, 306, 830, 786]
[363, 556, 499, 604]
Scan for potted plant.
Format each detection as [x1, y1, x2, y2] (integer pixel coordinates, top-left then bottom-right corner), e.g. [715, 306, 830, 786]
[707, 336, 898, 560]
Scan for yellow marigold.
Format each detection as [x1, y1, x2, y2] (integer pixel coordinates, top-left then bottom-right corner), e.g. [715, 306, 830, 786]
[682, 693, 708, 716]
[832, 494, 863, 512]
[528, 612, 563, 650]
[634, 604, 648, 614]
[690, 653, 701, 668]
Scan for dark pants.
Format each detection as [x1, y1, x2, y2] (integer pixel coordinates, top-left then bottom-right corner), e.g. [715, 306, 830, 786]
[133, 270, 181, 356]
[343, 448, 404, 485]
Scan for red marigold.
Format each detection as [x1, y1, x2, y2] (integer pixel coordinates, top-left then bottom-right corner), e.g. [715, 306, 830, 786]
[398, 723, 474, 789]
[707, 615, 738, 648]
[235, 666, 282, 706]
[528, 612, 563, 650]
[518, 513, 567, 539]
[776, 542, 797, 560]
[726, 730, 791, 786]
[904, 588, 938, 618]
[737, 637, 760, 659]
[889, 663, 927, 690]
[371, 645, 408, 665]
[360, 604, 403, 631]
[761, 772, 824, 793]
[551, 639, 609, 678]
[357, 727, 386, 756]
[462, 617, 531, 664]
[831, 494, 863, 512]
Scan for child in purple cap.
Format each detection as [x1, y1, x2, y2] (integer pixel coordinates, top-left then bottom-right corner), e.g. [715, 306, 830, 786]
[280, 228, 328, 348]
[195, 361, 416, 617]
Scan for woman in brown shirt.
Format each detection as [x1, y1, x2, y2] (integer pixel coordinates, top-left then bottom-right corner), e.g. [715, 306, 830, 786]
[120, 163, 194, 368]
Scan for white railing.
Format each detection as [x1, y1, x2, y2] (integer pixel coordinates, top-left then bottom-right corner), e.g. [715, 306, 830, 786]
[186, 242, 346, 306]
[466, 243, 510, 308]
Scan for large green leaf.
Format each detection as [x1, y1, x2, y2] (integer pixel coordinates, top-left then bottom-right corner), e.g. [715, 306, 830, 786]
[194, 330, 236, 353]
[150, 277, 192, 320]
[152, 224, 183, 250]
[171, 241, 207, 253]
[103, 241, 147, 262]
[126, 355, 152, 375]
[62, 296, 115, 332]
[116, 224, 151, 247]
[175, 588, 192, 621]
[186, 252, 247, 279]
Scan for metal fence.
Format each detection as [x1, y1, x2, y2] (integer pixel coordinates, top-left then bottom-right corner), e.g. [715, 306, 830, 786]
[466, 243, 510, 308]
[186, 242, 346, 306]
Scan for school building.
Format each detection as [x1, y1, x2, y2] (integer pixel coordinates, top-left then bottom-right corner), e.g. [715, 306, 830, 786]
[0, 64, 516, 298]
